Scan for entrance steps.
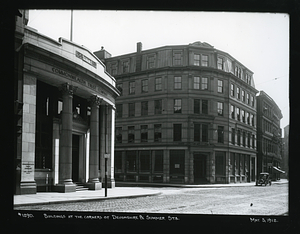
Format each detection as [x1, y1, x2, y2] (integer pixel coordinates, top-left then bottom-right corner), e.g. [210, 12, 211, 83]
[74, 182, 89, 191]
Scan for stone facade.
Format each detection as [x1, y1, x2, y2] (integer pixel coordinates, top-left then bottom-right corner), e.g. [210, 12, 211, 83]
[14, 10, 119, 194]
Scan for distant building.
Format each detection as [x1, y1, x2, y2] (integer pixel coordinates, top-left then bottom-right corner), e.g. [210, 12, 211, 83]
[256, 91, 283, 180]
[282, 125, 289, 179]
[96, 41, 258, 184]
[14, 10, 119, 194]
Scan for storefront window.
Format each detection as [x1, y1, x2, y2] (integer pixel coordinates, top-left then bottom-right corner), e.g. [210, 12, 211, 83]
[139, 151, 150, 172]
[154, 150, 163, 172]
[126, 151, 137, 172]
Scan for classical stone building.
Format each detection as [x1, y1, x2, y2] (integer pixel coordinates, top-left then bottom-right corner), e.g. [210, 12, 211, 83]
[256, 91, 283, 180]
[99, 41, 258, 184]
[14, 10, 119, 194]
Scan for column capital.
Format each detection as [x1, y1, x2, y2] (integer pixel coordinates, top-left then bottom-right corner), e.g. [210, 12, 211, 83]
[60, 83, 78, 95]
[89, 95, 102, 106]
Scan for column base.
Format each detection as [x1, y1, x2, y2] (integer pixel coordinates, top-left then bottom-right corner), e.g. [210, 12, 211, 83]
[87, 182, 102, 190]
[55, 183, 76, 193]
[19, 181, 37, 195]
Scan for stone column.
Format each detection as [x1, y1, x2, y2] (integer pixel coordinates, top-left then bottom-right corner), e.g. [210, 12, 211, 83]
[109, 105, 116, 188]
[87, 95, 102, 190]
[56, 83, 77, 193]
[20, 74, 37, 194]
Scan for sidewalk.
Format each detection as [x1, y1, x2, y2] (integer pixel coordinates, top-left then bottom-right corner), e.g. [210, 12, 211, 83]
[13, 179, 288, 207]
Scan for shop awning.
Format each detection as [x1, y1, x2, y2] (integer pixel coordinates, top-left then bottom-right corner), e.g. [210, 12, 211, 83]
[273, 166, 285, 173]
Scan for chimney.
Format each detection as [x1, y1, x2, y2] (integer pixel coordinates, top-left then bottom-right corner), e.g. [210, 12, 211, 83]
[136, 42, 142, 72]
[94, 46, 111, 63]
[137, 42, 142, 53]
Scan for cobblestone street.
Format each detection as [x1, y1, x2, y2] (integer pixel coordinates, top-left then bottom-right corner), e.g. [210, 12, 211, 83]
[16, 184, 288, 216]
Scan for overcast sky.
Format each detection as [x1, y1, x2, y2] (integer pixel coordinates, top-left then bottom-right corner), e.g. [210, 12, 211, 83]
[27, 10, 289, 130]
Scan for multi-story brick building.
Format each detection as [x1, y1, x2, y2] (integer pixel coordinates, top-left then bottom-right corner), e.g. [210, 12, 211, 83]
[257, 91, 283, 181]
[97, 41, 258, 184]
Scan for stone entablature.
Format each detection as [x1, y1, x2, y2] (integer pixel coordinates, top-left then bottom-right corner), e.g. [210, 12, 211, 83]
[23, 26, 117, 89]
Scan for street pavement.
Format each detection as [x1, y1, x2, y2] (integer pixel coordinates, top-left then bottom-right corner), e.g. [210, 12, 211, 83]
[14, 179, 288, 208]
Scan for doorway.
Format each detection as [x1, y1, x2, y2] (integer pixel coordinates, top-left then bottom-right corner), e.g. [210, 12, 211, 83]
[194, 153, 207, 183]
[72, 134, 80, 182]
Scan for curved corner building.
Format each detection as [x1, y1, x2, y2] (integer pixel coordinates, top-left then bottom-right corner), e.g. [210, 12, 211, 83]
[14, 10, 119, 194]
[102, 41, 258, 185]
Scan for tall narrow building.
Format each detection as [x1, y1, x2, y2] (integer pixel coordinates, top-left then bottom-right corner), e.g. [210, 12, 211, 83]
[257, 91, 283, 180]
[97, 41, 258, 184]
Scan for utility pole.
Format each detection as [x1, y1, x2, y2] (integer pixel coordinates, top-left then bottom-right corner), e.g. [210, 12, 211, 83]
[70, 10, 73, 41]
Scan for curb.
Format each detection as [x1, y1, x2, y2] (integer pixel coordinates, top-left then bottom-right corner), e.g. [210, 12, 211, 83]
[13, 191, 162, 207]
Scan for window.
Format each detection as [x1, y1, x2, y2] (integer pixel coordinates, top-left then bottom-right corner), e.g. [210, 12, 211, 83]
[231, 105, 235, 119]
[201, 77, 208, 90]
[154, 124, 162, 142]
[174, 53, 182, 66]
[174, 77, 182, 89]
[194, 77, 200, 89]
[147, 56, 155, 69]
[142, 79, 148, 93]
[231, 128, 235, 144]
[217, 102, 224, 116]
[129, 103, 135, 117]
[217, 57, 224, 70]
[194, 123, 200, 142]
[241, 109, 245, 123]
[230, 84, 235, 97]
[237, 87, 240, 99]
[202, 55, 208, 66]
[126, 151, 137, 172]
[202, 100, 208, 114]
[194, 99, 200, 114]
[246, 112, 250, 125]
[141, 125, 148, 142]
[236, 107, 240, 121]
[202, 124, 208, 142]
[247, 93, 250, 104]
[128, 126, 135, 143]
[116, 104, 122, 118]
[238, 68, 242, 78]
[235, 66, 238, 76]
[248, 133, 251, 147]
[114, 151, 122, 173]
[251, 114, 255, 126]
[252, 134, 255, 148]
[242, 90, 245, 102]
[139, 151, 150, 172]
[154, 99, 162, 114]
[122, 60, 129, 73]
[155, 77, 162, 91]
[218, 126, 224, 143]
[174, 99, 182, 113]
[111, 63, 118, 75]
[237, 130, 241, 146]
[194, 54, 200, 66]
[173, 124, 182, 141]
[141, 101, 148, 116]
[129, 81, 135, 94]
[154, 150, 163, 172]
[243, 131, 246, 147]
[218, 80, 223, 93]
[116, 127, 122, 143]
[251, 95, 254, 107]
